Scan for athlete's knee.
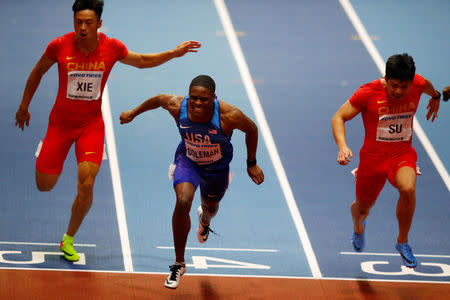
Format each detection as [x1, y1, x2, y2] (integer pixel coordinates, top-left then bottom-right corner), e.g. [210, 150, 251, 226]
[398, 184, 415, 199]
[202, 201, 219, 215]
[175, 194, 193, 212]
[77, 179, 95, 197]
[35, 170, 59, 192]
[36, 182, 54, 192]
[352, 199, 373, 215]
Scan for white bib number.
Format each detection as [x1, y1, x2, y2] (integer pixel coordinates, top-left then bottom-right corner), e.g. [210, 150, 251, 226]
[185, 139, 222, 165]
[67, 71, 103, 100]
[376, 112, 413, 142]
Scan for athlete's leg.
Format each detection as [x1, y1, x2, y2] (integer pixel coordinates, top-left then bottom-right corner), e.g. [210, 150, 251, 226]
[65, 118, 104, 237]
[351, 198, 374, 234]
[393, 166, 417, 244]
[173, 182, 196, 263]
[199, 198, 219, 226]
[198, 167, 229, 226]
[353, 164, 386, 234]
[65, 161, 100, 237]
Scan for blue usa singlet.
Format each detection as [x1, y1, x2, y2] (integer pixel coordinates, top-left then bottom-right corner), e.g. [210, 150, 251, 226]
[176, 96, 233, 170]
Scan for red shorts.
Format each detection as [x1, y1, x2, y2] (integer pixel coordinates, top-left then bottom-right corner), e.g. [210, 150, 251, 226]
[355, 147, 417, 203]
[36, 116, 105, 175]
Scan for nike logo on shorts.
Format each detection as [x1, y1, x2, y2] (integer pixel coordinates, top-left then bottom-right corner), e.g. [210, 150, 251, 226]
[85, 152, 95, 155]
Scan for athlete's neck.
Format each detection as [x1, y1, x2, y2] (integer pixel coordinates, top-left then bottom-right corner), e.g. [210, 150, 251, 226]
[76, 32, 99, 55]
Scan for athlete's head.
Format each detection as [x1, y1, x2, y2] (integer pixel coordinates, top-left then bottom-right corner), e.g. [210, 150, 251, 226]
[188, 75, 216, 122]
[73, 0, 103, 19]
[72, 0, 103, 41]
[189, 75, 216, 94]
[384, 54, 415, 101]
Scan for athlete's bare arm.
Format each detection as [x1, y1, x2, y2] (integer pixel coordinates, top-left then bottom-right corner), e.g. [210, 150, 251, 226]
[15, 54, 56, 130]
[423, 77, 441, 122]
[120, 94, 183, 124]
[332, 100, 360, 165]
[220, 101, 264, 185]
[119, 41, 201, 69]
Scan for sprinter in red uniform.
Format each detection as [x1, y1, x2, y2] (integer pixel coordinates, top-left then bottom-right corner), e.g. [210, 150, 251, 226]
[332, 53, 441, 268]
[15, 0, 201, 262]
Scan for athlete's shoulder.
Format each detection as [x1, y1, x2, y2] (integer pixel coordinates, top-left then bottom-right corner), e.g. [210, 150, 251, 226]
[99, 32, 128, 58]
[45, 32, 74, 59]
[359, 78, 383, 92]
[47, 32, 74, 46]
[100, 32, 124, 46]
[412, 73, 426, 88]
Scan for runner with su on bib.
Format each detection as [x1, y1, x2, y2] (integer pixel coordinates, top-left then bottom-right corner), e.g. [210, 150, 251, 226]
[332, 53, 441, 268]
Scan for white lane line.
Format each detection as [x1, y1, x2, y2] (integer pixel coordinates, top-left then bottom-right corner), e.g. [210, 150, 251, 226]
[0, 241, 96, 247]
[341, 252, 450, 258]
[2, 266, 450, 284]
[102, 84, 133, 272]
[157, 246, 278, 252]
[339, 0, 450, 192]
[213, 0, 322, 278]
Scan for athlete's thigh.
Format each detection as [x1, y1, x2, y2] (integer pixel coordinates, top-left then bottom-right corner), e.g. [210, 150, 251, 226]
[75, 117, 105, 166]
[36, 121, 76, 175]
[173, 150, 201, 190]
[355, 160, 387, 204]
[387, 148, 417, 189]
[392, 166, 417, 192]
[199, 167, 230, 202]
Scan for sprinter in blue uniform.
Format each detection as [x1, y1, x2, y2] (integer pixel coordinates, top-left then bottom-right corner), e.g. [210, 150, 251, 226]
[120, 75, 264, 289]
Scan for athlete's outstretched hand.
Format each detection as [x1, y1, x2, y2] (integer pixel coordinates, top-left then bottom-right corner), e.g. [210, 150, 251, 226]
[247, 164, 264, 185]
[15, 107, 30, 130]
[120, 110, 135, 124]
[426, 97, 440, 122]
[172, 41, 201, 57]
[337, 146, 353, 165]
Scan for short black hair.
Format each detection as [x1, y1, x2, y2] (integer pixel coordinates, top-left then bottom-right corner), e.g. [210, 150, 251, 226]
[189, 75, 216, 93]
[385, 53, 415, 81]
[72, 0, 104, 19]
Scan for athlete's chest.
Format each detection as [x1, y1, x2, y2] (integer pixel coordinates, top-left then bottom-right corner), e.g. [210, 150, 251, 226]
[179, 121, 227, 144]
[365, 93, 417, 142]
[366, 93, 418, 117]
[56, 43, 117, 73]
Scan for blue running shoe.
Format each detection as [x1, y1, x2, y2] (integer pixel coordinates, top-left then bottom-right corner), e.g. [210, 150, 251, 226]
[351, 220, 366, 252]
[395, 242, 417, 268]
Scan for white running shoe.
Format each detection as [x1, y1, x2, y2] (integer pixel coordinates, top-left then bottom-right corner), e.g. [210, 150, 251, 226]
[164, 263, 186, 289]
[197, 206, 210, 243]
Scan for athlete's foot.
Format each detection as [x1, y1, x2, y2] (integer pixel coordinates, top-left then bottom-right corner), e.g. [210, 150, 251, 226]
[351, 220, 366, 252]
[59, 233, 80, 262]
[165, 263, 186, 289]
[395, 242, 417, 268]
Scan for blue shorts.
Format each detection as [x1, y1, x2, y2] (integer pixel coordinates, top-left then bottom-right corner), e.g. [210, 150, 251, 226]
[173, 151, 229, 202]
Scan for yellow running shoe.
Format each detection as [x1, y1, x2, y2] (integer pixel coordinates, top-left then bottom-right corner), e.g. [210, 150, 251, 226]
[59, 234, 80, 262]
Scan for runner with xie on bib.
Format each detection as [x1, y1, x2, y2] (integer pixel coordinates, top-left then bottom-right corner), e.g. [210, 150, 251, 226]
[120, 75, 264, 289]
[332, 53, 441, 268]
[15, 0, 200, 262]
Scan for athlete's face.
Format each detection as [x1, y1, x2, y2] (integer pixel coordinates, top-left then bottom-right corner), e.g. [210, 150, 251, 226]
[188, 85, 215, 122]
[384, 78, 412, 101]
[73, 10, 102, 41]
